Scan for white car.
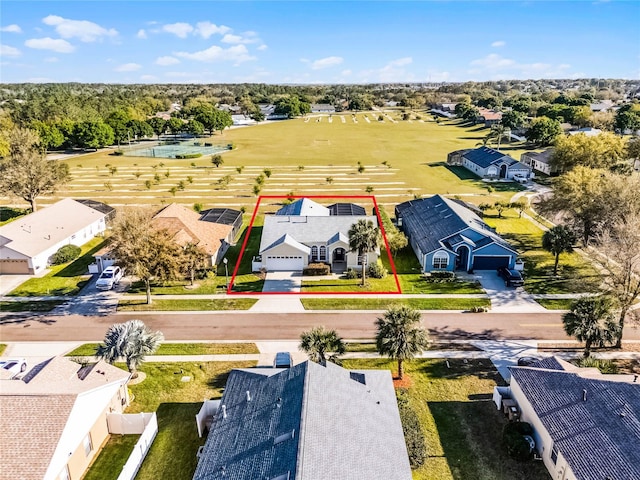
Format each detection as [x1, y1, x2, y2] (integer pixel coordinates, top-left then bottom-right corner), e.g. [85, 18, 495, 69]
[0, 358, 27, 378]
[96, 266, 123, 290]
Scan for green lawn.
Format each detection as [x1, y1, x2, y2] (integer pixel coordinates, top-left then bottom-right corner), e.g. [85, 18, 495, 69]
[301, 276, 399, 292]
[345, 342, 378, 353]
[127, 361, 255, 480]
[8, 237, 107, 296]
[0, 300, 65, 312]
[66, 342, 259, 357]
[483, 212, 601, 294]
[301, 298, 490, 310]
[536, 298, 574, 310]
[83, 434, 140, 480]
[117, 298, 257, 311]
[126, 277, 224, 295]
[343, 358, 549, 480]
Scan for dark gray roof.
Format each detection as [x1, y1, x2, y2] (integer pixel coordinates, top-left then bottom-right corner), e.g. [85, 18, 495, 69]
[193, 361, 412, 480]
[328, 203, 366, 216]
[396, 195, 515, 255]
[74, 199, 115, 218]
[463, 147, 518, 168]
[261, 233, 311, 255]
[529, 356, 567, 371]
[200, 208, 242, 226]
[510, 367, 640, 480]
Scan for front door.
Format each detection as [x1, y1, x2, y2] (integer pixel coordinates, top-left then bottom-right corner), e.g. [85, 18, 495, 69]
[332, 248, 347, 273]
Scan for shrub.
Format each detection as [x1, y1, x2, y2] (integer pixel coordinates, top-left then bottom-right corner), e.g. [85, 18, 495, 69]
[397, 389, 427, 469]
[345, 268, 360, 279]
[175, 153, 202, 159]
[424, 271, 456, 283]
[193, 203, 203, 213]
[51, 244, 81, 265]
[303, 263, 330, 276]
[368, 262, 387, 279]
[470, 306, 488, 313]
[575, 357, 619, 374]
[502, 422, 534, 461]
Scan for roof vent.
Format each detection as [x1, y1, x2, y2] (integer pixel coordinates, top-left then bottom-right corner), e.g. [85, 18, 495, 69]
[246, 390, 251, 402]
[222, 404, 227, 418]
[276, 397, 282, 408]
[274, 429, 295, 445]
[582, 389, 587, 402]
[270, 473, 290, 480]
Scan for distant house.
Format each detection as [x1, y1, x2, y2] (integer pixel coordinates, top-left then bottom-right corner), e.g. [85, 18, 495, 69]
[151, 203, 242, 266]
[256, 198, 377, 272]
[310, 103, 336, 113]
[436, 102, 458, 113]
[589, 100, 614, 112]
[258, 103, 288, 120]
[192, 361, 412, 480]
[0, 356, 130, 480]
[231, 114, 256, 126]
[0, 198, 111, 275]
[567, 127, 602, 137]
[396, 194, 518, 272]
[476, 108, 503, 126]
[447, 146, 532, 180]
[497, 357, 640, 480]
[521, 149, 556, 176]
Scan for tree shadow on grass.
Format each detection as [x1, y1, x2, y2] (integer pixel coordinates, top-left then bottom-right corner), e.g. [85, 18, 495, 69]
[428, 326, 501, 341]
[207, 370, 233, 390]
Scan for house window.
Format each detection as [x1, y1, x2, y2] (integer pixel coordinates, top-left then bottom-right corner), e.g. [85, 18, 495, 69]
[58, 466, 70, 480]
[83, 433, 93, 457]
[432, 251, 448, 269]
[311, 246, 318, 261]
[319, 246, 326, 261]
[551, 443, 559, 465]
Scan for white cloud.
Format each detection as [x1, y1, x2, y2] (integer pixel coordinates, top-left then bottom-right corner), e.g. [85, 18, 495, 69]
[195, 21, 230, 39]
[1, 24, 22, 33]
[44, 56, 58, 63]
[470, 53, 515, 69]
[0, 44, 21, 57]
[341, 69, 352, 76]
[469, 53, 574, 79]
[359, 57, 414, 82]
[311, 56, 344, 70]
[42, 15, 117, 42]
[155, 56, 180, 66]
[387, 57, 412, 68]
[221, 32, 260, 45]
[491, 40, 506, 47]
[25, 37, 75, 53]
[162, 22, 193, 38]
[140, 74, 157, 81]
[257, 44, 268, 51]
[114, 63, 141, 72]
[174, 44, 256, 64]
[137, 29, 147, 39]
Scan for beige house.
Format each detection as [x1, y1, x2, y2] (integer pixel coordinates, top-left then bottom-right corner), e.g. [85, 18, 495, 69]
[520, 149, 556, 176]
[0, 199, 109, 274]
[496, 357, 640, 480]
[0, 356, 131, 480]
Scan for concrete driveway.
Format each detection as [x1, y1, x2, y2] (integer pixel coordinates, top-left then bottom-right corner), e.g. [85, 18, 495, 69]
[51, 275, 122, 316]
[475, 270, 547, 313]
[262, 271, 303, 293]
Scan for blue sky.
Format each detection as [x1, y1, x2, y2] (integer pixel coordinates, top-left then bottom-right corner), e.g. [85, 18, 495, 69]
[1, 1, 638, 84]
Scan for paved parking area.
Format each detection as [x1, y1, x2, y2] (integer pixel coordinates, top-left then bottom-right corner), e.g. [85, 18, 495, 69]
[475, 270, 546, 313]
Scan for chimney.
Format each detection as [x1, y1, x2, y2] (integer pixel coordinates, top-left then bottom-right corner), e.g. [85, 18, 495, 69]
[222, 405, 227, 418]
[246, 390, 251, 402]
[276, 397, 282, 408]
[582, 389, 587, 402]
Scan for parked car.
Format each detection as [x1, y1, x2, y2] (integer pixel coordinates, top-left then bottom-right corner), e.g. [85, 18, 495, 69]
[497, 266, 524, 287]
[517, 356, 539, 367]
[96, 266, 123, 290]
[0, 358, 27, 378]
[273, 352, 293, 369]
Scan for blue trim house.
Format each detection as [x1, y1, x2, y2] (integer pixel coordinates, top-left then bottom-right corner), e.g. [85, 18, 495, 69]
[395, 195, 518, 272]
[447, 146, 531, 180]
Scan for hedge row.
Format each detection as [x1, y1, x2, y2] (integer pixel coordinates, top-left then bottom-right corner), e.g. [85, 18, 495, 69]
[175, 153, 203, 159]
[396, 389, 427, 469]
[303, 263, 330, 276]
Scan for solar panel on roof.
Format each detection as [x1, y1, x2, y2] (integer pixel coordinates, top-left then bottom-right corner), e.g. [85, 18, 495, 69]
[328, 203, 366, 216]
[200, 208, 241, 225]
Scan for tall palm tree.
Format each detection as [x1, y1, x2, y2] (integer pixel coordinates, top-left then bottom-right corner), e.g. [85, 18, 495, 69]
[348, 219, 381, 286]
[299, 326, 345, 365]
[542, 225, 576, 276]
[96, 320, 164, 377]
[486, 123, 511, 150]
[562, 296, 620, 358]
[375, 305, 430, 379]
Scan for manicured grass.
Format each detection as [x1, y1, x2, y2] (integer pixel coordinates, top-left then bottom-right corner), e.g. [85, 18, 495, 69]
[536, 298, 574, 310]
[301, 276, 399, 292]
[8, 237, 107, 297]
[126, 277, 225, 295]
[301, 298, 490, 310]
[127, 361, 255, 480]
[83, 434, 140, 480]
[345, 342, 378, 353]
[483, 212, 601, 294]
[342, 358, 549, 480]
[66, 342, 259, 357]
[228, 215, 265, 292]
[0, 300, 65, 312]
[117, 298, 257, 311]
[0, 206, 28, 226]
[0, 344, 6, 356]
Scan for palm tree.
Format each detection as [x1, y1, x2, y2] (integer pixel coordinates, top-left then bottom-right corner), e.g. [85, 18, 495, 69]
[299, 326, 345, 365]
[562, 296, 620, 357]
[96, 320, 164, 377]
[542, 225, 576, 276]
[348, 219, 381, 286]
[375, 305, 430, 379]
[487, 124, 510, 150]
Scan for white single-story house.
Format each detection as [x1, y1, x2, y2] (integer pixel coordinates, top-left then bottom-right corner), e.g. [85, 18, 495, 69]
[396, 195, 519, 272]
[495, 357, 640, 480]
[447, 146, 532, 180]
[0, 356, 131, 480]
[310, 103, 336, 113]
[520, 149, 556, 176]
[255, 198, 378, 272]
[0, 198, 110, 275]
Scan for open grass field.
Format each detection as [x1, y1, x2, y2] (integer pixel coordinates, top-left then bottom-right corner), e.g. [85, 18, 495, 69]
[1, 114, 531, 212]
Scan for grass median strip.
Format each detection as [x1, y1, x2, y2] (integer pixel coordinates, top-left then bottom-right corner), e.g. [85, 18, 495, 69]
[301, 298, 490, 310]
[535, 298, 574, 310]
[66, 342, 259, 357]
[117, 298, 257, 311]
[0, 300, 65, 312]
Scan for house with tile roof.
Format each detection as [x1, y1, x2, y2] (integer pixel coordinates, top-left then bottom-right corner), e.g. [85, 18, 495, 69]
[395, 194, 518, 272]
[0, 356, 131, 480]
[0, 198, 109, 275]
[503, 357, 640, 480]
[447, 146, 531, 180]
[475, 108, 503, 126]
[151, 203, 242, 266]
[256, 198, 378, 272]
[192, 361, 412, 480]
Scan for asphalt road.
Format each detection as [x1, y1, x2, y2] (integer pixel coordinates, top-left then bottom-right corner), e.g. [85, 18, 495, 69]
[4, 310, 638, 342]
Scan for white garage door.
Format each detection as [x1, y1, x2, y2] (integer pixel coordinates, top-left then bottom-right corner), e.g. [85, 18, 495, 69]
[0, 259, 30, 274]
[265, 255, 304, 271]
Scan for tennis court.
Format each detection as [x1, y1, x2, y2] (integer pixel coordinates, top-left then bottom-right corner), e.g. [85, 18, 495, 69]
[124, 140, 231, 158]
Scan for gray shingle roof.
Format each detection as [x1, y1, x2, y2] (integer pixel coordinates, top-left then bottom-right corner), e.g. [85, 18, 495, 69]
[463, 146, 518, 168]
[396, 194, 515, 255]
[261, 233, 311, 255]
[193, 361, 412, 480]
[510, 367, 640, 480]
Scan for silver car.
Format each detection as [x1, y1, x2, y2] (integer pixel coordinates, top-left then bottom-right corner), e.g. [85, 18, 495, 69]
[96, 266, 123, 290]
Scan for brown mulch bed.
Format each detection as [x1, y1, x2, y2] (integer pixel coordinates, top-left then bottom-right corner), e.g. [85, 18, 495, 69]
[612, 359, 640, 374]
[393, 374, 413, 389]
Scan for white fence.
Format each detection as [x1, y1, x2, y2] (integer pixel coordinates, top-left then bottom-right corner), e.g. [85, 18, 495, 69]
[195, 400, 221, 438]
[106, 412, 158, 480]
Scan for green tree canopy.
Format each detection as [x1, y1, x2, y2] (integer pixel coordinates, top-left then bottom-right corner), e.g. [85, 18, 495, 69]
[551, 132, 626, 173]
[563, 296, 619, 357]
[348, 219, 381, 286]
[146, 117, 167, 139]
[72, 121, 114, 149]
[525, 117, 562, 146]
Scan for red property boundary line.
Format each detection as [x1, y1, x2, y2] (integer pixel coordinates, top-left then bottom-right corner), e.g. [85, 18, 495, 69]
[227, 195, 401, 295]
